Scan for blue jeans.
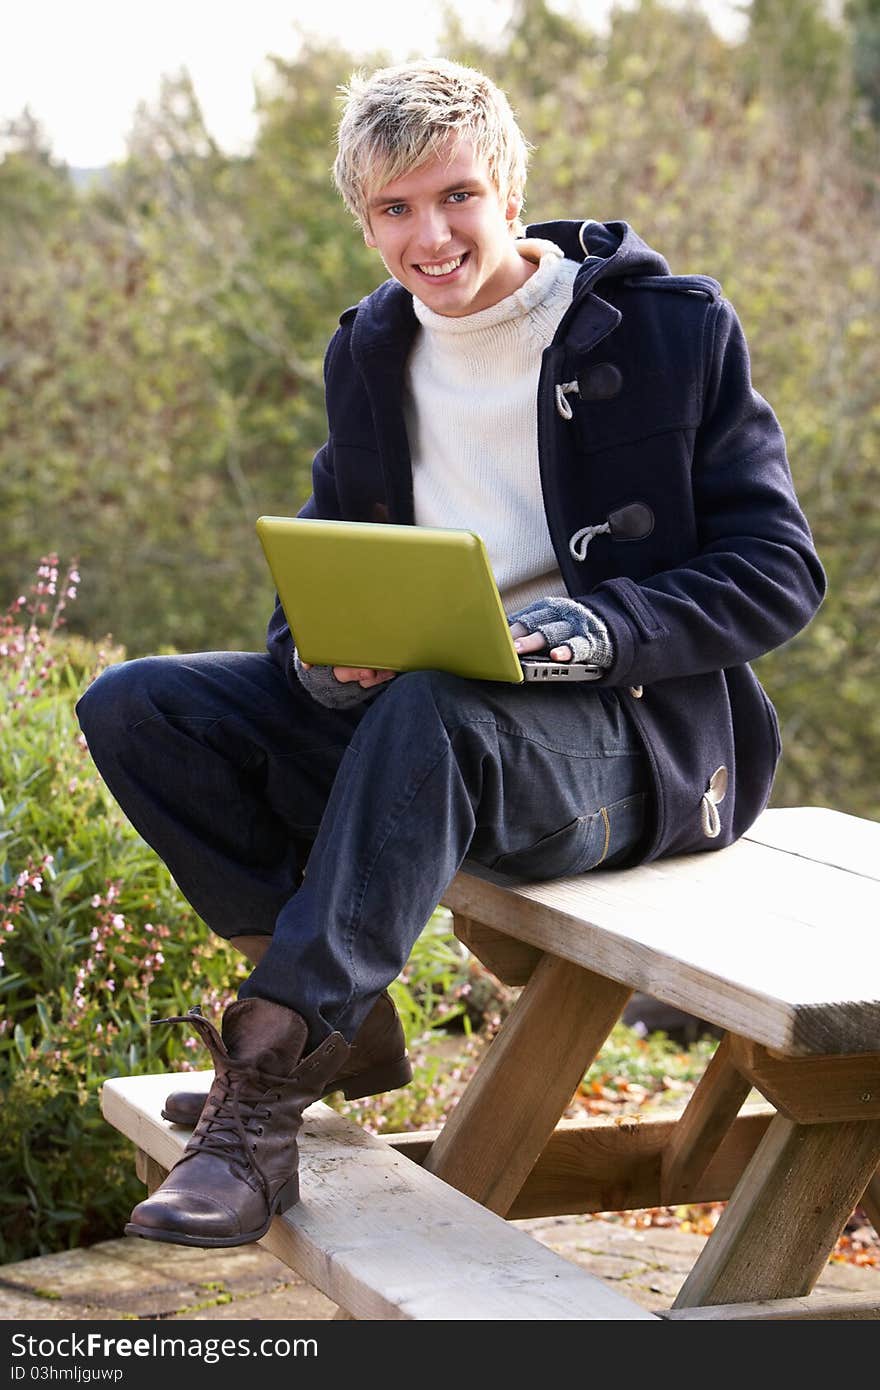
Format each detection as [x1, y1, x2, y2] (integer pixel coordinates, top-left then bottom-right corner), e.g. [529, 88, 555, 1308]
[76, 653, 650, 1048]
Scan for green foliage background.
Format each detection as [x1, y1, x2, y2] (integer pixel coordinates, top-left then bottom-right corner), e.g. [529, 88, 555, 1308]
[2, 0, 879, 816]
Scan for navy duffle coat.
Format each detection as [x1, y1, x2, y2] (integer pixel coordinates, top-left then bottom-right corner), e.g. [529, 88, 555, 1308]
[267, 218, 826, 863]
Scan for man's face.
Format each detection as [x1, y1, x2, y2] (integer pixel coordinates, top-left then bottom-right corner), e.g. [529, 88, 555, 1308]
[363, 139, 529, 317]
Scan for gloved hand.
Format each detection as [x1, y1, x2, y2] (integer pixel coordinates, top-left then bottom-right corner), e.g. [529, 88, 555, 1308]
[293, 648, 393, 709]
[507, 596, 614, 667]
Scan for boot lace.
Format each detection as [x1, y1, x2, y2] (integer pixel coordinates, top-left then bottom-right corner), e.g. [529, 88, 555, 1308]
[184, 1060, 288, 1204]
[152, 1007, 287, 1207]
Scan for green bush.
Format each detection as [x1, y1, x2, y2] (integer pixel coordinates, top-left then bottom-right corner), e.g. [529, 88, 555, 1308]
[0, 559, 469, 1262]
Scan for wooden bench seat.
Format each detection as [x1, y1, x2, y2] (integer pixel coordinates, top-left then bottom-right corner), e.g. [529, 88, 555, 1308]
[101, 1072, 657, 1321]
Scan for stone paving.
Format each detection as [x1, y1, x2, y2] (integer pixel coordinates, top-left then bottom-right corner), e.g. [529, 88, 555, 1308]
[1, 1215, 876, 1321]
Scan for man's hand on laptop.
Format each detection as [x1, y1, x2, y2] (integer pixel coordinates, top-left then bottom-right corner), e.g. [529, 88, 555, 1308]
[509, 623, 574, 661]
[300, 661, 396, 689]
[508, 598, 615, 668]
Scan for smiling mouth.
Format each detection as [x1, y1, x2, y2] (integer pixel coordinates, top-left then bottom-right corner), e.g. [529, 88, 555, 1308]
[415, 252, 468, 278]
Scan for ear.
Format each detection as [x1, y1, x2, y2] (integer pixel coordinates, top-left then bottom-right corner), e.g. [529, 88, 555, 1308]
[505, 189, 523, 225]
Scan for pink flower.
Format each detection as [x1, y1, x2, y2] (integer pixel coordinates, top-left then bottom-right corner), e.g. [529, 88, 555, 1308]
[155, 951, 164, 964]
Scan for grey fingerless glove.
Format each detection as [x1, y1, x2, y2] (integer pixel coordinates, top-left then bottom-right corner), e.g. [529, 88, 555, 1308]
[507, 596, 614, 667]
[293, 648, 384, 709]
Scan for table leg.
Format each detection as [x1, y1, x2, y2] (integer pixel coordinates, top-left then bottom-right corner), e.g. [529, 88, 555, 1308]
[135, 1148, 168, 1195]
[423, 952, 631, 1215]
[660, 1034, 751, 1205]
[672, 1114, 880, 1307]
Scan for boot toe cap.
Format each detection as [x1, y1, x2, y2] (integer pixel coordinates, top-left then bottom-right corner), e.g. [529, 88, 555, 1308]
[127, 1189, 243, 1240]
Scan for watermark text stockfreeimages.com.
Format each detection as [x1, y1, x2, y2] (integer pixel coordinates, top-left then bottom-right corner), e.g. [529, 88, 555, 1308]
[10, 1332, 316, 1369]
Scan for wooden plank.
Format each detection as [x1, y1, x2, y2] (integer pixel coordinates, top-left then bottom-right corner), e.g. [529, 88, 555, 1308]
[672, 1113, 880, 1307]
[452, 914, 542, 985]
[744, 806, 880, 881]
[443, 814, 880, 1054]
[729, 1036, 880, 1122]
[663, 1292, 880, 1320]
[422, 954, 630, 1214]
[660, 1035, 752, 1203]
[388, 1105, 775, 1217]
[102, 1073, 656, 1321]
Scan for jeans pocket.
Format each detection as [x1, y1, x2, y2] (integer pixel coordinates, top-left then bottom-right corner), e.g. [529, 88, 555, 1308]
[491, 792, 647, 882]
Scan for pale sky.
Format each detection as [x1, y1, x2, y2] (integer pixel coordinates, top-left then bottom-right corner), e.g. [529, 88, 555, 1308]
[1, 0, 748, 168]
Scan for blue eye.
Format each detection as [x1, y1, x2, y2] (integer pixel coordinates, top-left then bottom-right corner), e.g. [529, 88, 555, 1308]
[448, 191, 470, 204]
[385, 204, 406, 217]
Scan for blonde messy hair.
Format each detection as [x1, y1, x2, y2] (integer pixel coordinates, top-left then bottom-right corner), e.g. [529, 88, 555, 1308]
[333, 59, 532, 236]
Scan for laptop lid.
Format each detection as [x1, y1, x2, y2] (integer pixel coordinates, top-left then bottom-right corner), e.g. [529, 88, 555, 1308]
[257, 516, 526, 684]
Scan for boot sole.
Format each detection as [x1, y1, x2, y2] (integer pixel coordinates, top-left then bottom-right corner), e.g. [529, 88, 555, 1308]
[160, 1055, 414, 1124]
[123, 1174, 300, 1248]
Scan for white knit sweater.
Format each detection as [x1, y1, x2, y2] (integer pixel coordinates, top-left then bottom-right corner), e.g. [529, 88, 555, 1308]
[405, 240, 580, 613]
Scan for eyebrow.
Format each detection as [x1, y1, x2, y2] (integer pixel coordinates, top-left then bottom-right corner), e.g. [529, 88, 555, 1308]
[367, 180, 482, 209]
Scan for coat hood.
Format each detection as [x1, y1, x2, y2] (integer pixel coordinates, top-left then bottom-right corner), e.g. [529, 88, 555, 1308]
[525, 219, 670, 292]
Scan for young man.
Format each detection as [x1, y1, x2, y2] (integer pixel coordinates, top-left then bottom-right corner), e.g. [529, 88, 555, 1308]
[76, 59, 825, 1249]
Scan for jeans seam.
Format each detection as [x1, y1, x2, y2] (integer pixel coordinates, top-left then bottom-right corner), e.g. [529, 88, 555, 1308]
[127, 712, 222, 734]
[443, 715, 641, 762]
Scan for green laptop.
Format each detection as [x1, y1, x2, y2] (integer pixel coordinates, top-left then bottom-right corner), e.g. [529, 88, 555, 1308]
[256, 516, 602, 685]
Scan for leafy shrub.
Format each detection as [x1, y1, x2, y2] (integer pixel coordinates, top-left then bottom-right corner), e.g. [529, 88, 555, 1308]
[0, 560, 470, 1261]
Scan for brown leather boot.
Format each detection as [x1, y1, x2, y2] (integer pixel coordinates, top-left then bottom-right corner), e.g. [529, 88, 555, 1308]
[126, 998, 347, 1247]
[161, 989, 412, 1125]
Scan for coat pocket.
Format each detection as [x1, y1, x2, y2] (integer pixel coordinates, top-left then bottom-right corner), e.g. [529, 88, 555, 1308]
[491, 793, 647, 881]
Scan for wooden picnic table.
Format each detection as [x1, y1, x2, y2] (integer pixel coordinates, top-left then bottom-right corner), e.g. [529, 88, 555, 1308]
[105, 805, 880, 1318]
[428, 805, 880, 1313]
